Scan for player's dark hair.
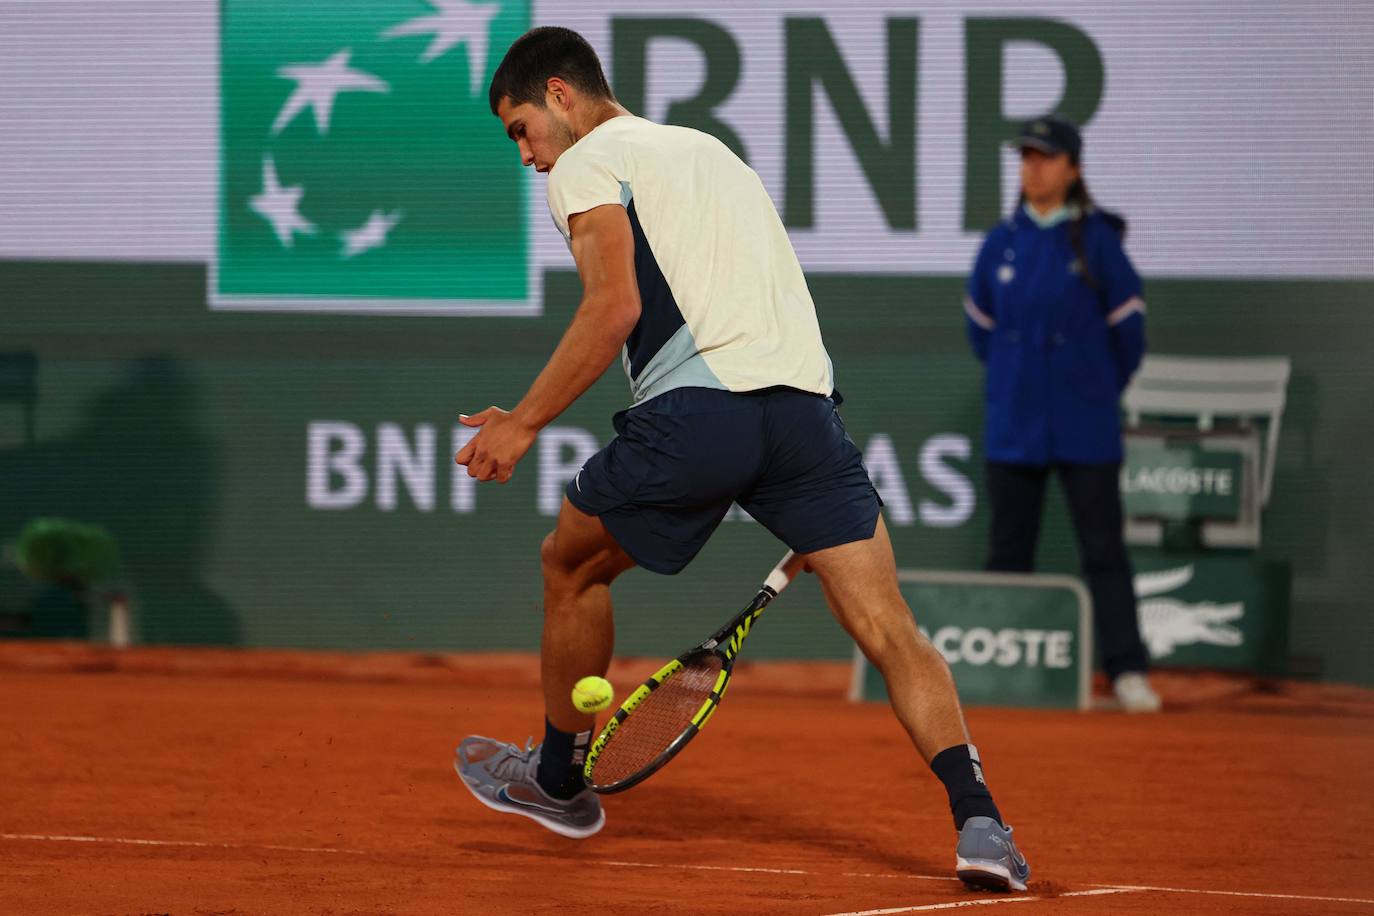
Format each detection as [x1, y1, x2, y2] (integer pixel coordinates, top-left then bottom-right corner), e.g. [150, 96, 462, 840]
[488, 27, 615, 115]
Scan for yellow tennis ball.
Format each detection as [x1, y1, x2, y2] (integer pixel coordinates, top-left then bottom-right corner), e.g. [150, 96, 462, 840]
[571, 676, 615, 713]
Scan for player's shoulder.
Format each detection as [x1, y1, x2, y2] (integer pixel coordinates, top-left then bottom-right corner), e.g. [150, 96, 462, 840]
[572, 115, 660, 155]
[608, 116, 739, 164]
[551, 117, 660, 180]
[546, 137, 619, 209]
[553, 117, 743, 195]
[553, 124, 617, 173]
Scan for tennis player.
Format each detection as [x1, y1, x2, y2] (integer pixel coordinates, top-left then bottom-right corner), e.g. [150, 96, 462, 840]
[454, 27, 1029, 891]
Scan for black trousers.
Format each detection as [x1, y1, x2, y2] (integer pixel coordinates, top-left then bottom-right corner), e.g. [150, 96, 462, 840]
[985, 461, 1150, 679]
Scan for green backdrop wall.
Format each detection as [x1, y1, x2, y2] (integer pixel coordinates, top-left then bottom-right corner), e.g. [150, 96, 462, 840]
[2, 261, 1370, 684]
[2, 2, 1371, 684]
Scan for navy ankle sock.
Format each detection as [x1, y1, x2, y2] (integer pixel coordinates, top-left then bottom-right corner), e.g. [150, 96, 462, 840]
[535, 718, 592, 800]
[930, 744, 1003, 830]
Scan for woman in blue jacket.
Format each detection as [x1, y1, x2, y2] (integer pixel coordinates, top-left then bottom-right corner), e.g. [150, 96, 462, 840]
[964, 116, 1160, 712]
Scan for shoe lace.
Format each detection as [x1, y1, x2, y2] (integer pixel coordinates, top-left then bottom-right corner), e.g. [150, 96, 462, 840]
[489, 738, 538, 783]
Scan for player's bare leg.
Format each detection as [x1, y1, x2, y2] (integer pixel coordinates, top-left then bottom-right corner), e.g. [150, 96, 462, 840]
[453, 497, 632, 839]
[802, 515, 969, 762]
[539, 496, 635, 734]
[803, 515, 1030, 890]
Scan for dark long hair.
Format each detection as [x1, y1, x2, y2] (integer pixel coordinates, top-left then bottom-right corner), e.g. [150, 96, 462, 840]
[1017, 165, 1124, 291]
[1065, 175, 1098, 290]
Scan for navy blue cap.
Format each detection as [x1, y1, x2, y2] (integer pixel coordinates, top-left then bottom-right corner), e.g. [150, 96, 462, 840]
[1014, 116, 1082, 161]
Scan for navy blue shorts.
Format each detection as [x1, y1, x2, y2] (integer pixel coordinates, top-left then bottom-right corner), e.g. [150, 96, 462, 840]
[566, 387, 882, 575]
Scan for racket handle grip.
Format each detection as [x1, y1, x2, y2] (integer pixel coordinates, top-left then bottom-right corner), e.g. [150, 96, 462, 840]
[763, 550, 807, 595]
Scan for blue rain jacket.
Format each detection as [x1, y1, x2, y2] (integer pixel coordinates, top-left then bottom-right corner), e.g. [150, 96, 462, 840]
[965, 206, 1146, 465]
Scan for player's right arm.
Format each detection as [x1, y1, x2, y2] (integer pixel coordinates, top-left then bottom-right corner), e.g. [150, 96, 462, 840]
[509, 203, 641, 430]
[455, 204, 639, 482]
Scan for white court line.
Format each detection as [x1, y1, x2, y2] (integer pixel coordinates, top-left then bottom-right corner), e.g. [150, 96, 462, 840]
[1055, 890, 1138, 898]
[1089, 883, 1374, 907]
[10, 836, 1374, 908]
[841, 872, 960, 882]
[596, 859, 955, 881]
[822, 888, 1137, 916]
[1, 833, 364, 856]
[599, 857, 1374, 908]
[596, 859, 811, 875]
[822, 897, 1038, 915]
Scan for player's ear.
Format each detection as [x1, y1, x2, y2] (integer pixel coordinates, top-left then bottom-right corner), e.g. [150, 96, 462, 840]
[546, 77, 570, 111]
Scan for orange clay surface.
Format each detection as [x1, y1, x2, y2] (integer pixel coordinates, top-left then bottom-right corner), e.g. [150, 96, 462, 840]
[1, 641, 1372, 915]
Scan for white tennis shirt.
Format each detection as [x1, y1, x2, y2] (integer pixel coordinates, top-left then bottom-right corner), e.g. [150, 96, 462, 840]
[546, 116, 834, 405]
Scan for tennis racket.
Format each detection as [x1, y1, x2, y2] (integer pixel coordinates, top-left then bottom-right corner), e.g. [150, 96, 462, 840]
[582, 550, 807, 794]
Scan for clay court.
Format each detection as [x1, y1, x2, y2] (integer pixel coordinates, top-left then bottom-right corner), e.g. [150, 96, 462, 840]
[2, 643, 1371, 915]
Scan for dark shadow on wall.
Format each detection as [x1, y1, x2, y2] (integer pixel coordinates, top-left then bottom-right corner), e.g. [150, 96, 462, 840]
[0, 354, 239, 644]
[1264, 369, 1330, 572]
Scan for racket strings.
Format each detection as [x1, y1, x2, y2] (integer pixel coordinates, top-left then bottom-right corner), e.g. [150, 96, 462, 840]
[591, 656, 723, 784]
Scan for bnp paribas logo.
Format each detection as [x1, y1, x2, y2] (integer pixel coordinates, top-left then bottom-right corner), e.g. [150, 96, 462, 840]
[214, 0, 535, 315]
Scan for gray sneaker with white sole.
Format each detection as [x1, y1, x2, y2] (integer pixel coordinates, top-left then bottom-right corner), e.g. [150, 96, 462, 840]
[454, 735, 605, 839]
[956, 816, 1030, 892]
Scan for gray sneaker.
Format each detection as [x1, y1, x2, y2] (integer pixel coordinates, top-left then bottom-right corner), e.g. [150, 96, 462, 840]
[454, 736, 605, 839]
[956, 816, 1030, 892]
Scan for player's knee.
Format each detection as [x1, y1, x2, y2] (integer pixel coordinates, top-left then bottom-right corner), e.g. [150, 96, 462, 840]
[541, 530, 619, 597]
[540, 531, 573, 589]
[847, 610, 901, 660]
[849, 605, 923, 665]
[852, 623, 896, 667]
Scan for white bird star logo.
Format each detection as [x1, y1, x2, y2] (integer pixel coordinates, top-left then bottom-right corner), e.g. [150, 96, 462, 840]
[382, 0, 501, 95]
[249, 156, 316, 247]
[271, 48, 389, 136]
[340, 210, 404, 259]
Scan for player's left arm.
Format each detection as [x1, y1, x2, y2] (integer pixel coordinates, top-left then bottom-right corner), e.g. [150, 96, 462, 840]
[455, 204, 640, 482]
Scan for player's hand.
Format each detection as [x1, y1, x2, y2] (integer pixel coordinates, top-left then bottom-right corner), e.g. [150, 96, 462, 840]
[454, 407, 538, 483]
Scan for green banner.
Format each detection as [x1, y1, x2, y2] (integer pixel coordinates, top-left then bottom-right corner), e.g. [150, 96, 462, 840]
[1121, 442, 1243, 521]
[1132, 549, 1290, 674]
[216, 0, 533, 312]
[854, 573, 1088, 710]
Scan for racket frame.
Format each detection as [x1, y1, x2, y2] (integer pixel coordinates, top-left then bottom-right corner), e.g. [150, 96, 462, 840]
[583, 552, 802, 794]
